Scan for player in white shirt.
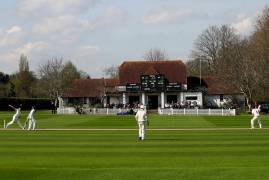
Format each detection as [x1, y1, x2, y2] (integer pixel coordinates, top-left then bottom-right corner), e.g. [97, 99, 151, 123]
[5, 104, 24, 129]
[251, 105, 262, 129]
[135, 104, 148, 140]
[25, 106, 36, 131]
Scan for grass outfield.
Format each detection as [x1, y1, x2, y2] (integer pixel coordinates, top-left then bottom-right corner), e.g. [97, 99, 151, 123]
[0, 111, 269, 179]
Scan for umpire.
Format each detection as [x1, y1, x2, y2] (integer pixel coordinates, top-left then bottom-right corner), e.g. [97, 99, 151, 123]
[135, 104, 148, 140]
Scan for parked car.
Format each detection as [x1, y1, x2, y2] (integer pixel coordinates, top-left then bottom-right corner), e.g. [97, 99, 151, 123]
[260, 104, 269, 113]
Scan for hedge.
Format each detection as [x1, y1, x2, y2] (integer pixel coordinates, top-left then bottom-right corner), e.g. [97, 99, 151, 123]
[0, 98, 52, 111]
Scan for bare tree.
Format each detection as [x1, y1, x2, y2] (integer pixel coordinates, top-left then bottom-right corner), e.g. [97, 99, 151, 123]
[38, 58, 83, 100]
[191, 25, 239, 75]
[190, 24, 261, 108]
[38, 58, 64, 99]
[144, 48, 168, 61]
[249, 6, 269, 101]
[186, 58, 211, 77]
[79, 71, 91, 79]
[103, 65, 119, 78]
[229, 39, 259, 109]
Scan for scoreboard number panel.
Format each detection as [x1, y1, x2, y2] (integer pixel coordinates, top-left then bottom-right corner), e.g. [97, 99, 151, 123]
[141, 74, 166, 92]
[156, 74, 165, 91]
[126, 83, 141, 92]
[166, 82, 181, 92]
[141, 75, 150, 91]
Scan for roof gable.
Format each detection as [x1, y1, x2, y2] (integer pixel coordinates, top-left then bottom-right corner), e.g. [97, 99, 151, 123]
[144, 66, 159, 75]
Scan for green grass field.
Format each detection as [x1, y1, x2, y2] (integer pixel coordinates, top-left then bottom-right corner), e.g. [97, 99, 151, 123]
[0, 111, 269, 180]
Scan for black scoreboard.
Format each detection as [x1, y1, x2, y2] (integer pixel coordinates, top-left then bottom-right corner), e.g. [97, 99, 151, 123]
[141, 74, 165, 92]
[126, 74, 181, 92]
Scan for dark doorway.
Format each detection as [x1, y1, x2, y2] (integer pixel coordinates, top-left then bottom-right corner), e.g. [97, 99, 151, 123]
[106, 96, 110, 105]
[167, 95, 177, 104]
[129, 96, 140, 106]
[148, 95, 158, 109]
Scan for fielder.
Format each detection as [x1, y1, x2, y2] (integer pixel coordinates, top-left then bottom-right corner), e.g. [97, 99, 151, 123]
[24, 106, 36, 131]
[135, 104, 148, 140]
[251, 105, 262, 129]
[5, 104, 24, 129]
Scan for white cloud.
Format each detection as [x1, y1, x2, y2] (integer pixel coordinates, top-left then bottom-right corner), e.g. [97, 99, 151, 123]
[32, 15, 93, 45]
[6, 26, 23, 34]
[32, 6, 126, 34]
[32, 6, 126, 44]
[2, 42, 49, 62]
[232, 14, 253, 34]
[15, 41, 49, 55]
[33, 15, 88, 34]
[95, 7, 127, 25]
[0, 41, 50, 73]
[0, 26, 25, 47]
[19, 0, 99, 15]
[79, 45, 101, 56]
[0, 54, 18, 73]
[143, 8, 193, 24]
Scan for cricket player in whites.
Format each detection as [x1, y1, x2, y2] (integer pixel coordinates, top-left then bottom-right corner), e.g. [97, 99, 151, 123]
[25, 106, 36, 131]
[5, 104, 24, 129]
[135, 104, 148, 140]
[251, 105, 262, 129]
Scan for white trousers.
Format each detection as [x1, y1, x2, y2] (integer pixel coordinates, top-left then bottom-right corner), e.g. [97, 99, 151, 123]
[251, 116, 262, 128]
[6, 117, 24, 129]
[27, 118, 36, 130]
[138, 121, 146, 140]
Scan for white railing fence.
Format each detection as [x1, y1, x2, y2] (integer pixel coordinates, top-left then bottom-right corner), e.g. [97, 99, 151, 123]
[57, 107, 76, 114]
[57, 107, 236, 116]
[57, 107, 138, 115]
[158, 108, 236, 116]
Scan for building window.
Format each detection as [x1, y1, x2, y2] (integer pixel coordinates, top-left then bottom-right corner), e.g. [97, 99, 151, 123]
[220, 94, 224, 102]
[129, 96, 140, 105]
[106, 96, 110, 105]
[186, 96, 197, 101]
[84, 98, 87, 104]
[167, 95, 177, 103]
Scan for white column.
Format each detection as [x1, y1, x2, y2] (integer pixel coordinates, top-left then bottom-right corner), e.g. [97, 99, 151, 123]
[103, 97, 107, 107]
[161, 92, 165, 109]
[123, 93, 126, 105]
[142, 93, 146, 106]
[180, 92, 184, 103]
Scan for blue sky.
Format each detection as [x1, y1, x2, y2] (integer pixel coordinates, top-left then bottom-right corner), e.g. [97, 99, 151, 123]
[0, 0, 268, 77]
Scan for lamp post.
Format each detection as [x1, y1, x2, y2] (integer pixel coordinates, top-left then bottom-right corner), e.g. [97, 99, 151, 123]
[199, 58, 202, 85]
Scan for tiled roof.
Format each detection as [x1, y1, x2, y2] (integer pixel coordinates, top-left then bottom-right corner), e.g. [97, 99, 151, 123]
[202, 76, 242, 95]
[63, 78, 119, 98]
[118, 60, 187, 85]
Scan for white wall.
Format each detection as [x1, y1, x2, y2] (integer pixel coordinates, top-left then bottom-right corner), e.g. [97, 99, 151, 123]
[204, 94, 245, 108]
[181, 92, 203, 106]
[110, 96, 120, 104]
[204, 95, 220, 107]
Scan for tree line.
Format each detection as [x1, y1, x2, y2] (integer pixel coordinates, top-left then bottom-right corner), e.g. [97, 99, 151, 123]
[187, 6, 269, 106]
[0, 55, 89, 101]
